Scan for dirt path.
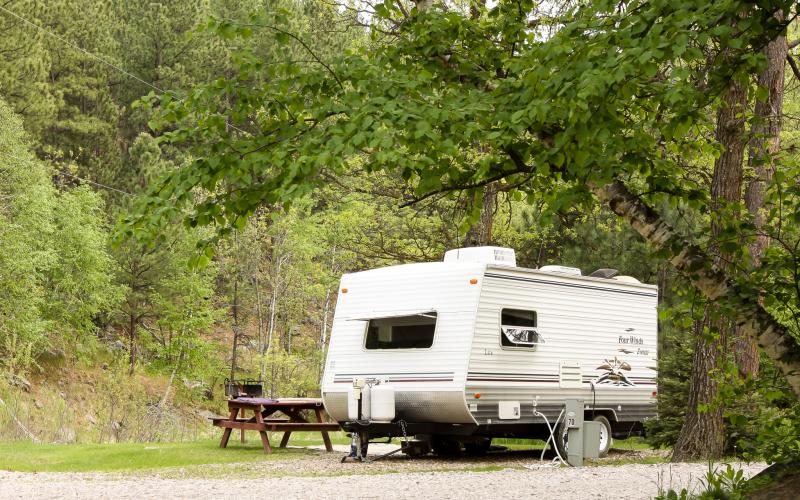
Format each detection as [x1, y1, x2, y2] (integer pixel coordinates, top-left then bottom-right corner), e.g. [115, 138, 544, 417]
[0, 446, 766, 499]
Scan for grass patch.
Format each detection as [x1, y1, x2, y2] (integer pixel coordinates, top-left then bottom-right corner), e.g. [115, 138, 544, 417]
[279, 431, 351, 446]
[493, 436, 652, 452]
[0, 438, 312, 473]
[610, 436, 653, 451]
[0, 431, 356, 473]
[0, 432, 661, 474]
[589, 455, 669, 466]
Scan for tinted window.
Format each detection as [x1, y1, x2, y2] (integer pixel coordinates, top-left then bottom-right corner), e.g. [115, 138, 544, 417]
[365, 313, 437, 349]
[501, 309, 539, 348]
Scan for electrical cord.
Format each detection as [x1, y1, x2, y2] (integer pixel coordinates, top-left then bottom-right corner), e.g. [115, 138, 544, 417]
[531, 405, 566, 467]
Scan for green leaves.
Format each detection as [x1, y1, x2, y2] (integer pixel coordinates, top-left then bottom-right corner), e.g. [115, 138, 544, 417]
[125, 0, 798, 318]
[0, 99, 122, 372]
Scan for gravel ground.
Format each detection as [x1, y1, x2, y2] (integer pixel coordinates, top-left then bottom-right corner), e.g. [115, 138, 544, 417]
[0, 445, 767, 500]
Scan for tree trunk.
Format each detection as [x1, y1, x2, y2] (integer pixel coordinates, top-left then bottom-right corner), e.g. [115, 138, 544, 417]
[229, 277, 239, 383]
[266, 255, 285, 398]
[128, 311, 136, 375]
[592, 179, 800, 400]
[738, 30, 787, 377]
[255, 272, 266, 382]
[672, 77, 748, 461]
[464, 183, 497, 246]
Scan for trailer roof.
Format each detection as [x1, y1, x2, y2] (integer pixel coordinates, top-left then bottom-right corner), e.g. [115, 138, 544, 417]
[343, 260, 656, 291]
[485, 263, 658, 291]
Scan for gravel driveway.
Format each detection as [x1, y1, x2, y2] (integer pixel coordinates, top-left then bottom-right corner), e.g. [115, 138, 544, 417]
[0, 444, 766, 500]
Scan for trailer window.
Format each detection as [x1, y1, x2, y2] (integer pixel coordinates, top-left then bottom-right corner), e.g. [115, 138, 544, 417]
[501, 309, 540, 348]
[365, 313, 437, 349]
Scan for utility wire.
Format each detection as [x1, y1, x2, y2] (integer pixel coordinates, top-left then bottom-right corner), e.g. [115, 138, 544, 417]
[0, 150, 134, 197]
[0, 4, 165, 94]
[0, 5, 251, 136]
[56, 167, 134, 197]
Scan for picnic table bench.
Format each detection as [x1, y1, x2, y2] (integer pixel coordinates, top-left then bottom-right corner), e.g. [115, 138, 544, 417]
[211, 397, 340, 453]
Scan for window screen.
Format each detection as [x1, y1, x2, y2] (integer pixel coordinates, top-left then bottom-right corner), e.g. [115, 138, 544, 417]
[501, 309, 540, 348]
[365, 313, 437, 349]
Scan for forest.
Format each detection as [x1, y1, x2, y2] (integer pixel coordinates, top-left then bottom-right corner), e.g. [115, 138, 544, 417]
[0, 0, 799, 481]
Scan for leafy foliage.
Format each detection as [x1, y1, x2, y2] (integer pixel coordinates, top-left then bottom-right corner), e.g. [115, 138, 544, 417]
[1, 2, 799, 461]
[0, 98, 121, 371]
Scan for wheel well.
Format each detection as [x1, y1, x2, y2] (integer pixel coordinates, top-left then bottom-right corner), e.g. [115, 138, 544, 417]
[584, 409, 616, 422]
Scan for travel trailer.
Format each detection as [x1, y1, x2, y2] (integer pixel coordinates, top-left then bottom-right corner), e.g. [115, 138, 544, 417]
[321, 247, 658, 457]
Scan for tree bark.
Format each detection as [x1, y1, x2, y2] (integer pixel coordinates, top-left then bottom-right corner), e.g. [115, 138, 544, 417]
[738, 31, 788, 377]
[255, 272, 266, 382]
[593, 179, 800, 401]
[229, 275, 239, 384]
[464, 183, 497, 246]
[672, 77, 748, 461]
[266, 253, 286, 398]
[128, 311, 137, 375]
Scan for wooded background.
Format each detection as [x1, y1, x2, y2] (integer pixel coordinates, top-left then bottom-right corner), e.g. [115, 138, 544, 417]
[0, 0, 799, 465]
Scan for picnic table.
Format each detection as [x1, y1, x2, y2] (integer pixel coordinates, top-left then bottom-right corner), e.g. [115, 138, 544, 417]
[211, 397, 340, 453]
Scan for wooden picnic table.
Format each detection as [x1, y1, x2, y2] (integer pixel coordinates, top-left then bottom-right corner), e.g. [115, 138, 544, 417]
[211, 397, 340, 453]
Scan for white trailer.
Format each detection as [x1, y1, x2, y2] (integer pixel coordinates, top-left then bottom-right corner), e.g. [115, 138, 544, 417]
[321, 247, 658, 456]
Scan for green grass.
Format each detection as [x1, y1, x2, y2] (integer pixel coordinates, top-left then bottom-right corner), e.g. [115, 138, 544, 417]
[0, 432, 659, 474]
[492, 436, 652, 451]
[280, 430, 351, 446]
[0, 431, 357, 473]
[0, 438, 313, 473]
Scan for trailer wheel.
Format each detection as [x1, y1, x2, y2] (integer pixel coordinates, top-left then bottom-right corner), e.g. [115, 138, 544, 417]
[555, 415, 613, 459]
[593, 415, 612, 457]
[554, 422, 569, 460]
[464, 438, 492, 455]
[431, 437, 461, 456]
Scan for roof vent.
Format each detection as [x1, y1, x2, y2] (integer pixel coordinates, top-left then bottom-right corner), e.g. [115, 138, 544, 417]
[539, 265, 582, 276]
[590, 268, 619, 279]
[443, 247, 516, 267]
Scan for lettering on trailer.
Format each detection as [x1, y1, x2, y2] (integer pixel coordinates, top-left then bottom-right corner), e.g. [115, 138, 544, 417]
[618, 335, 644, 345]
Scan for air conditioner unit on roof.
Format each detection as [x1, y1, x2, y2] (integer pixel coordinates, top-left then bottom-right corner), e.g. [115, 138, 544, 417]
[443, 247, 516, 267]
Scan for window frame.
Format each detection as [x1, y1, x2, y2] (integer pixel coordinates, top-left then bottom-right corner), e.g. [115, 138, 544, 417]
[498, 307, 541, 351]
[361, 311, 439, 351]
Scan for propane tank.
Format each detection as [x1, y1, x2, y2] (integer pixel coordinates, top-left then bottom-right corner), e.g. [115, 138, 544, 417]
[370, 383, 396, 422]
[347, 379, 371, 420]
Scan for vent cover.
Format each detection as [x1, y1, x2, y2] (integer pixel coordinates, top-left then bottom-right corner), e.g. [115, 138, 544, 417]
[559, 361, 583, 389]
[589, 268, 619, 279]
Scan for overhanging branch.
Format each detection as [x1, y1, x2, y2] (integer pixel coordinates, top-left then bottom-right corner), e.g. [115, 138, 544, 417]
[593, 179, 800, 397]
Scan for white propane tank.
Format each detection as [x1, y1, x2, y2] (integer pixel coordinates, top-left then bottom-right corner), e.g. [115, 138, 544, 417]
[370, 383, 396, 422]
[347, 383, 371, 420]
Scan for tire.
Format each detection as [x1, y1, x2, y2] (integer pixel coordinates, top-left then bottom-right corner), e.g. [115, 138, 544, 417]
[554, 421, 569, 459]
[464, 438, 492, 455]
[431, 437, 461, 456]
[554, 415, 613, 459]
[593, 415, 612, 457]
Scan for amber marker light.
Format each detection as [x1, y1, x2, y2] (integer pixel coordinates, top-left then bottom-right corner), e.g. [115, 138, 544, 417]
[474, 393, 481, 399]
[341, 288, 348, 294]
[469, 278, 478, 285]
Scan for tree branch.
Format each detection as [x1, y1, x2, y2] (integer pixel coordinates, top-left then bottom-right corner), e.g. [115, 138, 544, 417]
[399, 154, 531, 208]
[593, 179, 800, 398]
[787, 54, 800, 81]
[241, 21, 344, 90]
